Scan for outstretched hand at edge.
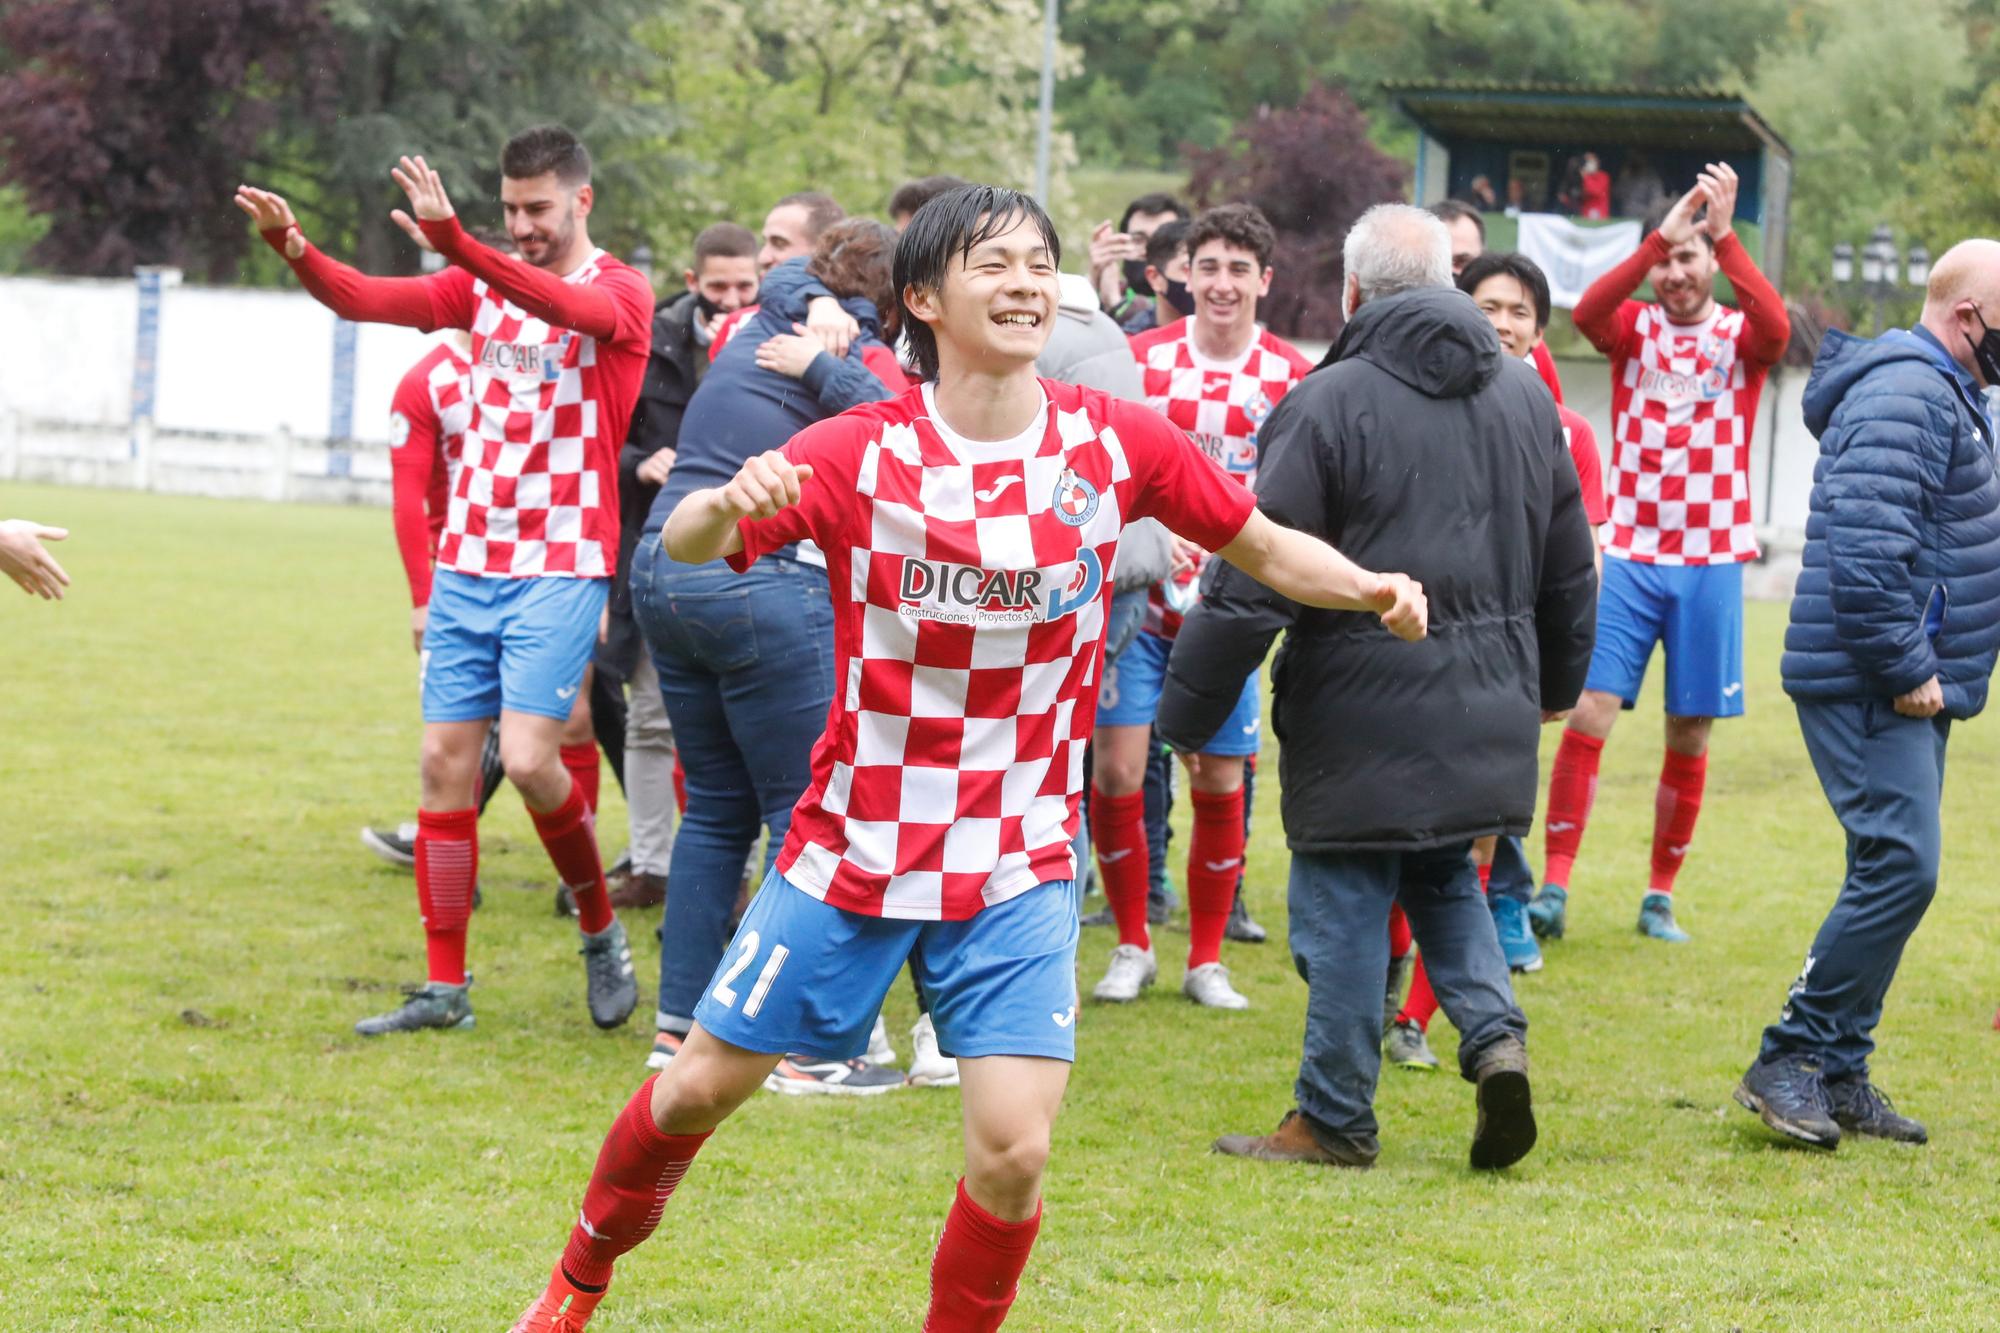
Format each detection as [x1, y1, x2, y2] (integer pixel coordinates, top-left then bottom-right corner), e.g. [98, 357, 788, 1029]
[234, 186, 304, 259]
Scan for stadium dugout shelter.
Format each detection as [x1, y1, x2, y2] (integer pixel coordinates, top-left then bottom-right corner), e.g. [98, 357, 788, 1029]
[1388, 81, 1792, 293]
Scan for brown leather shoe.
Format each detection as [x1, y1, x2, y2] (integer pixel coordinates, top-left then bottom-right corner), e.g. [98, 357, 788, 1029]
[608, 870, 666, 911]
[1469, 1036, 1536, 1170]
[1212, 1110, 1377, 1168]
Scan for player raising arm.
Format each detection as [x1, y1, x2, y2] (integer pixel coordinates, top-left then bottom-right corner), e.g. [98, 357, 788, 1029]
[508, 184, 1421, 1332]
[235, 127, 654, 1037]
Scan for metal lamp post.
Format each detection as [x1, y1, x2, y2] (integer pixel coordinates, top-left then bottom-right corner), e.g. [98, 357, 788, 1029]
[1832, 224, 1929, 336]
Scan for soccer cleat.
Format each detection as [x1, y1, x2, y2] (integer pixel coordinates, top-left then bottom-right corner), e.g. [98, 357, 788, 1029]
[360, 822, 417, 869]
[865, 1014, 898, 1067]
[1734, 1053, 1840, 1148]
[1490, 895, 1543, 973]
[1225, 891, 1268, 943]
[906, 1012, 960, 1088]
[763, 1055, 906, 1096]
[1636, 891, 1690, 942]
[1183, 961, 1250, 1010]
[1091, 943, 1158, 1003]
[1826, 1075, 1928, 1144]
[1384, 1018, 1439, 1070]
[644, 1029, 685, 1071]
[1469, 1037, 1536, 1170]
[1212, 1110, 1377, 1168]
[1384, 953, 1412, 1033]
[509, 1264, 606, 1332]
[354, 980, 473, 1037]
[579, 919, 638, 1030]
[1527, 884, 1567, 940]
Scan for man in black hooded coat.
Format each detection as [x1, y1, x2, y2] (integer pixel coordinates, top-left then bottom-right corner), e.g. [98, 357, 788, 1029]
[1163, 204, 1598, 1169]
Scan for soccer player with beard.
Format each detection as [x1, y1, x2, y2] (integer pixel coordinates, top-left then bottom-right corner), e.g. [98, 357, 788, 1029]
[1091, 203, 1313, 1011]
[1531, 163, 1788, 944]
[235, 125, 652, 1034]
[505, 184, 1427, 1332]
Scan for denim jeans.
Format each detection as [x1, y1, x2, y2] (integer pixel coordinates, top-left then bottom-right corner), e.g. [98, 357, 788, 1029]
[1287, 844, 1527, 1139]
[1761, 699, 1950, 1078]
[1489, 834, 1534, 905]
[630, 538, 836, 1028]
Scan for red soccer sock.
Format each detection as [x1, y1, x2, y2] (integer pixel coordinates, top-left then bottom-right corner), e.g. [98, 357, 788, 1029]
[560, 1075, 711, 1288]
[530, 779, 614, 934]
[1185, 785, 1245, 969]
[415, 807, 477, 986]
[923, 1178, 1042, 1333]
[1543, 728, 1605, 890]
[1388, 904, 1412, 960]
[561, 742, 602, 815]
[1397, 953, 1440, 1032]
[1649, 748, 1708, 894]
[1089, 786, 1151, 951]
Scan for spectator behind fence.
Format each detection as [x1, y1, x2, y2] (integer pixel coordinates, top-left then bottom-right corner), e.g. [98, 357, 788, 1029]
[1165, 203, 1598, 1171]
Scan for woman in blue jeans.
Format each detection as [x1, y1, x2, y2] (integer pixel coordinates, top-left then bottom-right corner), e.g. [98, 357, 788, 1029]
[632, 221, 910, 1088]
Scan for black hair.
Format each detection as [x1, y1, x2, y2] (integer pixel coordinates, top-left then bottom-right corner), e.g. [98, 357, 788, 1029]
[1118, 191, 1189, 231]
[1145, 218, 1191, 271]
[1458, 251, 1552, 331]
[692, 222, 757, 266]
[893, 184, 1061, 382]
[1185, 202, 1276, 270]
[888, 174, 971, 221]
[501, 125, 591, 187]
[1428, 199, 1485, 243]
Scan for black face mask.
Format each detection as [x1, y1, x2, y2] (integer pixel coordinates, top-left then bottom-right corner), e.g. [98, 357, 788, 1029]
[1122, 258, 1151, 295]
[1161, 279, 1193, 317]
[695, 292, 728, 322]
[1969, 308, 2000, 387]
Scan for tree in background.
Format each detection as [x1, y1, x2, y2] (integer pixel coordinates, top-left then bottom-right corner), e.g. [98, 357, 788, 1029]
[630, 0, 1075, 267]
[1186, 85, 1407, 338]
[1903, 82, 2000, 265]
[0, 0, 334, 280]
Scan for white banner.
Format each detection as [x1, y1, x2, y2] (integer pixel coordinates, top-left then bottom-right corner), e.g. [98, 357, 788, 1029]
[1516, 213, 1643, 309]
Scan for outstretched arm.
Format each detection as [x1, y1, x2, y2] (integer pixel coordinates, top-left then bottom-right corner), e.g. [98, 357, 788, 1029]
[0, 519, 70, 600]
[392, 156, 627, 341]
[662, 451, 816, 566]
[236, 185, 453, 329]
[1213, 509, 1427, 640]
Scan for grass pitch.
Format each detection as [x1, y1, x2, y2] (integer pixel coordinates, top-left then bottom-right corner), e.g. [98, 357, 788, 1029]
[5, 480, 1999, 1330]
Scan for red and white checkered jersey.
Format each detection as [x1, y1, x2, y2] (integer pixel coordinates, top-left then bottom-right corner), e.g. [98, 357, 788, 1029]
[387, 341, 472, 606]
[728, 378, 1257, 920]
[1598, 300, 1774, 565]
[425, 251, 652, 579]
[1128, 318, 1312, 635]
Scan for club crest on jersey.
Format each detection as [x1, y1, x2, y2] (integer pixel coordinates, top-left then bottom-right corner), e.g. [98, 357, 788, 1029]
[1052, 468, 1100, 527]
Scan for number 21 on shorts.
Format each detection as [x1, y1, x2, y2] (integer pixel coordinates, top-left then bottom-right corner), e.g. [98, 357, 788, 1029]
[710, 931, 789, 1020]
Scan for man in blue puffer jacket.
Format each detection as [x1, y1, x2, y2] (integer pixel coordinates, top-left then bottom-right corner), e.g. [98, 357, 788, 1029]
[1736, 240, 2000, 1150]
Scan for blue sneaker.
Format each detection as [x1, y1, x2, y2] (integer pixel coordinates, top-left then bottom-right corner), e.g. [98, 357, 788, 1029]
[1490, 895, 1543, 972]
[1527, 885, 1567, 940]
[1636, 892, 1689, 942]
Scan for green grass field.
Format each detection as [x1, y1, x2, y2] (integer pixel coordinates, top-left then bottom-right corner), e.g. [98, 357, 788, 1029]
[6, 481, 1999, 1330]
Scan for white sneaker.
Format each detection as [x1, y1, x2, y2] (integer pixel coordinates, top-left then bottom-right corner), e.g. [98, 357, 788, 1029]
[1182, 961, 1250, 1010]
[905, 1012, 960, 1088]
[865, 1014, 898, 1067]
[1092, 943, 1157, 1003]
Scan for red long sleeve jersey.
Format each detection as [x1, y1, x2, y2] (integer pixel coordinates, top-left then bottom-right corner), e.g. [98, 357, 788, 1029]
[1573, 231, 1790, 565]
[388, 342, 474, 606]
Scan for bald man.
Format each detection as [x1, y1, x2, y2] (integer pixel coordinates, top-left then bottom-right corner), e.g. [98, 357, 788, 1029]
[1736, 239, 2000, 1150]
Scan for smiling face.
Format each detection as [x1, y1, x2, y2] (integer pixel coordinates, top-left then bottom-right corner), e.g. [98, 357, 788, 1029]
[686, 254, 758, 312]
[1189, 237, 1271, 340]
[1470, 272, 1543, 359]
[501, 172, 590, 271]
[1649, 235, 1718, 322]
[905, 212, 1060, 374]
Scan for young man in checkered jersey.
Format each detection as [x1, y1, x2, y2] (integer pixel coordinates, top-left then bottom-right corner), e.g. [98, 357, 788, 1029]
[1531, 162, 1789, 944]
[1092, 203, 1315, 1010]
[507, 185, 1426, 1332]
[234, 125, 653, 1034]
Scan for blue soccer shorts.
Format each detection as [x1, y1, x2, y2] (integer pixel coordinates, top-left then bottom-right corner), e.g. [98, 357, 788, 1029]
[420, 569, 607, 723]
[1095, 628, 1262, 755]
[1586, 556, 1745, 718]
[694, 871, 1081, 1063]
